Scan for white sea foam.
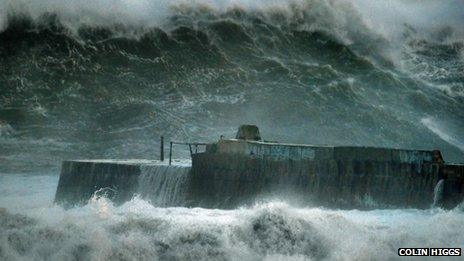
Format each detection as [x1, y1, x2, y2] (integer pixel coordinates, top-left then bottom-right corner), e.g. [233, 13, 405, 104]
[433, 179, 445, 208]
[1, 174, 464, 260]
[2, 0, 463, 43]
[2, 0, 462, 98]
[421, 117, 464, 152]
[0, 121, 14, 137]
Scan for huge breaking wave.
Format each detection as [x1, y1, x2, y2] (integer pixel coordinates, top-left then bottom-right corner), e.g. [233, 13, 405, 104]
[0, 0, 463, 172]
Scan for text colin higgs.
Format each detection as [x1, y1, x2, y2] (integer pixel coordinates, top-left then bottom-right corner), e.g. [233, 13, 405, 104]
[398, 248, 461, 256]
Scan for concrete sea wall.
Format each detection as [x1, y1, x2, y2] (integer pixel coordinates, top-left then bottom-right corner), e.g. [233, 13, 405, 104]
[187, 140, 460, 209]
[55, 160, 141, 206]
[55, 140, 463, 209]
[441, 163, 464, 208]
[55, 160, 191, 207]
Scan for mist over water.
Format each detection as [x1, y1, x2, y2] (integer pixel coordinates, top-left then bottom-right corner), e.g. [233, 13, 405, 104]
[1, 0, 464, 259]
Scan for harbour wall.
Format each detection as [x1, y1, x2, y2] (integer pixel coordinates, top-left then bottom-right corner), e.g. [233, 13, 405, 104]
[54, 160, 191, 207]
[55, 140, 464, 209]
[187, 140, 446, 208]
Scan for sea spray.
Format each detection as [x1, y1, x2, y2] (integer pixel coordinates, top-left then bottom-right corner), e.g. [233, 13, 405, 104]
[2, 176, 464, 260]
[2, 196, 464, 260]
[433, 179, 445, 208]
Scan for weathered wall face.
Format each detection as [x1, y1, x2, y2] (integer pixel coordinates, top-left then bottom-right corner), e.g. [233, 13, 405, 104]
[54, 160, 193, 207]
[55, 161, 142, 206]
[188, 151, 442, 209]
[209, 140, 319, 160]
[188, 140, 445, 209]
[210, 140, 434, 163]
[442, 164, 464, 208]
[54, 140, 462, 209]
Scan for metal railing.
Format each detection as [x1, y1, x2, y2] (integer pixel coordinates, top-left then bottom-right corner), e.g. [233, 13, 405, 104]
[160, 136, 208, 165]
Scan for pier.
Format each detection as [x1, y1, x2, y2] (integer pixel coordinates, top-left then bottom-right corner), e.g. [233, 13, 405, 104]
[55, 125, 464, 209]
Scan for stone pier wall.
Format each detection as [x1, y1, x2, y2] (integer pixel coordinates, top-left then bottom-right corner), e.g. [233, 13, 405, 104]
[442, 164, 464, 208]
[55, 160, 142, 206]
[54, 140, 463, 209]
[54, 160, 191, 206]
[187, 140, 444, 209]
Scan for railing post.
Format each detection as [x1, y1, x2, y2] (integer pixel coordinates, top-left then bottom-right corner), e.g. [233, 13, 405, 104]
[160, 136, 164, 161]
[169, 141, 173, 165]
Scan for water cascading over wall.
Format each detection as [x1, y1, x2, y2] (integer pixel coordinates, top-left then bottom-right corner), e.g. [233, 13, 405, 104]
[54, 160, 192, 207]
[138, 165, 190, 206]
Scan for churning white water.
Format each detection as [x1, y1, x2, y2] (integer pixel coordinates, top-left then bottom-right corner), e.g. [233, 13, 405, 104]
[1, 174, 464, 260]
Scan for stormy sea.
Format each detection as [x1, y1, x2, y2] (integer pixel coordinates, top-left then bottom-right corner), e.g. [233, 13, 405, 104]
[1, 0, 464, 260]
